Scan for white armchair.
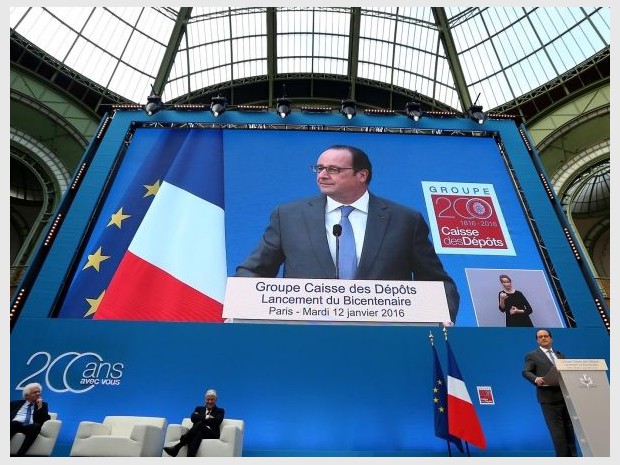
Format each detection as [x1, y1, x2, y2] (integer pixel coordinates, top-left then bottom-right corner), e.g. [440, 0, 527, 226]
[70, 415, 168, 457]
[162, 418, 244, 457]
[10, 412, 62, 456]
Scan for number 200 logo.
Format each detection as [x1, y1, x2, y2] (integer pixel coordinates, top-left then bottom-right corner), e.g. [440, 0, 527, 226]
[433, 196, 494, 220]
[15, 351, 124, 393]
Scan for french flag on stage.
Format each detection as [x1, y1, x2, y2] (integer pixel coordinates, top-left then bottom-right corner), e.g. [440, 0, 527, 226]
[56, 128, 227, 322]
[432, 343, 464, 453]
[446, 340, 487, 450]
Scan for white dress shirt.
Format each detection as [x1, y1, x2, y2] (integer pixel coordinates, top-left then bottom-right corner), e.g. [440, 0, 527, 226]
[325, 191, 369, 267]
[12, 401, 32, 424]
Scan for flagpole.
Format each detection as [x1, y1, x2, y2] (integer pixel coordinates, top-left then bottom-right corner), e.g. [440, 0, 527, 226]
[441, 326, 456, 457]
[430, 329, 458, 457]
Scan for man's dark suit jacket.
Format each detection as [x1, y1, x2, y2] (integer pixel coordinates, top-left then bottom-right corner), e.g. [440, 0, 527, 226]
[236, 193, 460, 322]
[190, 405, 225, 438]
[522, 347, 566, 403]
[10, 399, 51, 425]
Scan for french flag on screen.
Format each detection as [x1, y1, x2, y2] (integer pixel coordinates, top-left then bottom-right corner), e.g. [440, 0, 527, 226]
[57, 128, 227, 322]
[446, 340, 487, 449]
[95, 129, 226, 322]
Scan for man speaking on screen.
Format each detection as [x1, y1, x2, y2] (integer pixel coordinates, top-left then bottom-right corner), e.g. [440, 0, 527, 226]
[235, 144, 459, 323]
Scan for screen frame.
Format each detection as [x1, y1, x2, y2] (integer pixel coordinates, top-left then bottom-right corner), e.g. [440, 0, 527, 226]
[10, 109, 607, 330]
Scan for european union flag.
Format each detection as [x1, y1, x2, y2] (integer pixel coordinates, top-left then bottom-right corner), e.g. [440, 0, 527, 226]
[432, 343, 464, 453]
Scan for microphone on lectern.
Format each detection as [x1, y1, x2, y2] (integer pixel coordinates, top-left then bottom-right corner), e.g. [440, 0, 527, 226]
[333, 224, 342, 279]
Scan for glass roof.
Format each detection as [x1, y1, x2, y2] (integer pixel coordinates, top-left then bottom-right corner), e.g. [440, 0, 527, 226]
[9, 6, 610, 111]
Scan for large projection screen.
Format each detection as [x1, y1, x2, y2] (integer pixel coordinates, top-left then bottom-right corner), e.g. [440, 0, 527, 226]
[26, 113, 595, 329]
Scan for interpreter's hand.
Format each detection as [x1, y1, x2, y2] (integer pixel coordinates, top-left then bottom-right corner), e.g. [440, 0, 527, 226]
[534, 376, 546, 386]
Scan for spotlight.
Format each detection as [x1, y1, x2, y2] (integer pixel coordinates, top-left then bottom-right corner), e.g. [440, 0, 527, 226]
[276, 84, 291, 118]
[276, 97, 291, 118]
[405, 101, 423, 121]
[210, 96, 227, 117]
[341, 99, 357, 120]
[468, 104, 486, 124]
[144, 93, 164, 116]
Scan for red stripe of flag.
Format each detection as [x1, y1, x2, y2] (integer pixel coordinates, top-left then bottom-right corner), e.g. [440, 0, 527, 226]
[94, 252, 224, 322]
[447, 394, 486, 449]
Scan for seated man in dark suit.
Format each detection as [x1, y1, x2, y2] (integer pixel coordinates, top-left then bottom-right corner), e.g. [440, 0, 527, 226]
[236, 144, 459, 322]
[10, 382, 51, 456]
[164, 388, 224, 457]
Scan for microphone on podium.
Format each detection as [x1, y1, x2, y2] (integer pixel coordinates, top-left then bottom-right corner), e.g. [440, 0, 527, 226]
[332, 224, 342, 279]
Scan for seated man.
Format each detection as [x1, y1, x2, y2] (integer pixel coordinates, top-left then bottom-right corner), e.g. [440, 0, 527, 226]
[10, 382, 51, 456]
[164, 388, 224, 457]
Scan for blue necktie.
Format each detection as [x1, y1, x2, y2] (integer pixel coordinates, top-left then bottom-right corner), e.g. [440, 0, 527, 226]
[338, 206, 357, 279]
[24, 403, 33, 425]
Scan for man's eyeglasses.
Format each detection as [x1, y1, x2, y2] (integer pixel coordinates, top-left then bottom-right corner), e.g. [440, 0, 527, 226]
[311, 165, 355, 174]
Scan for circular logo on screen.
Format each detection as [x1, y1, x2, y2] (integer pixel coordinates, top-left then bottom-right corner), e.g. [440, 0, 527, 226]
[466, 198, 494, 219]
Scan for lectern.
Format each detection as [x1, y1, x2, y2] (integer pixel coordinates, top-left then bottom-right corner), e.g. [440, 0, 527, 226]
[554, 359, 609, 457]
[223, 277, 451, 325]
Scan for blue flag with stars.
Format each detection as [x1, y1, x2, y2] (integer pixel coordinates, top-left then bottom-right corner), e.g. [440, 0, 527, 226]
[432, 343, 464, 453]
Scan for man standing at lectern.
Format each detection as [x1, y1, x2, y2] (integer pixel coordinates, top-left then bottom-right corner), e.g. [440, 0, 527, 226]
[235, 144, 459, 323]
[522, 328, 577, 456]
